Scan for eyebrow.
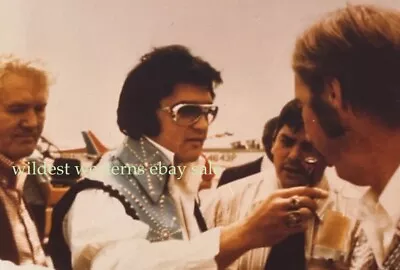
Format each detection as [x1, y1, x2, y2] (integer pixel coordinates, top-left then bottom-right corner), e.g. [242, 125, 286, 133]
[175, 100, 213, 105]
[279, 133, 313, 146]
[279, 133, 295, 139]
[6, 101, 47, 108]
[278, 134, 296, 144]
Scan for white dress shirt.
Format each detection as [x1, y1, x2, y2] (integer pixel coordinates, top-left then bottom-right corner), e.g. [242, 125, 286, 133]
[358, 165, 400, 267]
[260, 155, 273, 176]
[63, 138, 220, 270]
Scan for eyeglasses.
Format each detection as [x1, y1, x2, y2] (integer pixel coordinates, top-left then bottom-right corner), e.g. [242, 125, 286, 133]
[161, 103, 219, 126]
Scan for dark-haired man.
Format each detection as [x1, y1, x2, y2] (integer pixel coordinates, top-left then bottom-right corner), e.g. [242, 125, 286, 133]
[293, 4, 400, 269]
[49, 45, 327, 270]
[204, 99, 330, 269]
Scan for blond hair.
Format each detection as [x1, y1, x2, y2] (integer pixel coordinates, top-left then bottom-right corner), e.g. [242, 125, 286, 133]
[292, 4, 400, 129]
[0, 55, 50, 91]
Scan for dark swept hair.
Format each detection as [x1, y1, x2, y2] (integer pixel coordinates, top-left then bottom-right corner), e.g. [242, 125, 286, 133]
[117, 45, 223, 139]
[273, 99, 304, 142]
[262, 116, 278, 162]
[293, 4, 400, 129]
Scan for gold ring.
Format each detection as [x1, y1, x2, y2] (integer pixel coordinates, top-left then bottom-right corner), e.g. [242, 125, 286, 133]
[289, 196, 300, 210]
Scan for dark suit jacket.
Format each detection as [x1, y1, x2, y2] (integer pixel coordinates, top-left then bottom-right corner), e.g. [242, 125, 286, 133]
[217, 157, 264, 187]
[0, 196, 20, 263]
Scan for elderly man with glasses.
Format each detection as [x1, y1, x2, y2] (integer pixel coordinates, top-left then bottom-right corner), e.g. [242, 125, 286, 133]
[48, 45, 327, 270]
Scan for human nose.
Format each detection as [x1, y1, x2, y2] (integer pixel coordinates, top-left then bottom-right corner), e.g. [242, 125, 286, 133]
[191, 113, 209, 131]
[21, 109, 39, 128]
[288, 144, 302, 160]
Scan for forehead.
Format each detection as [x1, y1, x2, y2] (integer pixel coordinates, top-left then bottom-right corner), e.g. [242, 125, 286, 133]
[161, 83, 213, 106]
[276, 125, 307, 142]
[0, 73, 48, 105]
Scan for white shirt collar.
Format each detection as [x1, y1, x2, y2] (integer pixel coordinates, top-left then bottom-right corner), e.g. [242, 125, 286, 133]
[260, 154, 274, 175]
[144, 136, 175, 165]
[379, 165, 400, 224]
[359, 165, 400, 223]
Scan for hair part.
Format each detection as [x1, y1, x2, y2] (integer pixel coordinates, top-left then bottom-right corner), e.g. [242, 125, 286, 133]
[117, 45, 222, 139]
[292, 4, 400, 129]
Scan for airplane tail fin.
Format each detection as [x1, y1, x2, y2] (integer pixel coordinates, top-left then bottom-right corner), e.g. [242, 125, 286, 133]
[81, 131, 109, 156]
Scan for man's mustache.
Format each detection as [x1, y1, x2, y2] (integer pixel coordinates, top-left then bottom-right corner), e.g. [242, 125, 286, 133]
[14, 129, 40, 138]
[283, 159, 307, 174]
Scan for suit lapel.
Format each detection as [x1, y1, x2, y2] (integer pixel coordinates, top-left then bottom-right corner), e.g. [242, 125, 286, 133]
[255, 157, 263, 172]
[0, 188, 19, 264]
[108, 137, 184, 241]
[116, 137, 171, 203]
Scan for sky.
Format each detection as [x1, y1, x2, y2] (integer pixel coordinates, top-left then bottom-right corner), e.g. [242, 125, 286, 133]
[1, 0, 399, 149]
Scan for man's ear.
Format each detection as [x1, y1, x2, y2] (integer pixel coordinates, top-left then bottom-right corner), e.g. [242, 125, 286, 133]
[324, 78, 344, 110]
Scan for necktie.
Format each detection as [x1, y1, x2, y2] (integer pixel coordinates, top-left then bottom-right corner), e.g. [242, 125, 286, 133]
[193, 200, 208, 232]
[264, 232, 306, 270]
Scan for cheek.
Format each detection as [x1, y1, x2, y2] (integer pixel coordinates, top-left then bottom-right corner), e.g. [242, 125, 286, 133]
[37, 118, 45, 131]
[302, 107, 336, 160]
[157, 117, 184, 151]
[38, 112, 46, 123]
[170, 127, 187, 148]
[301, 107, 315, 136]
[0, 114, 17, 137]
[272, 146, 286, 169]
[159, 115, 180, 138]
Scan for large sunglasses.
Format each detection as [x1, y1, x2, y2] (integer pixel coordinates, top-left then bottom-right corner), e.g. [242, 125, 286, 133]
[161, 103, 219, 126]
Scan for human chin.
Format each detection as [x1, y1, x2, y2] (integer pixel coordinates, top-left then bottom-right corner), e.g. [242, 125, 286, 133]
[280, 177, 306, 188]
[334, 165, 363, 186]
[178, 148, 202, 163]
[8, 146, 35, 161]
[332, 156, 365, 186]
